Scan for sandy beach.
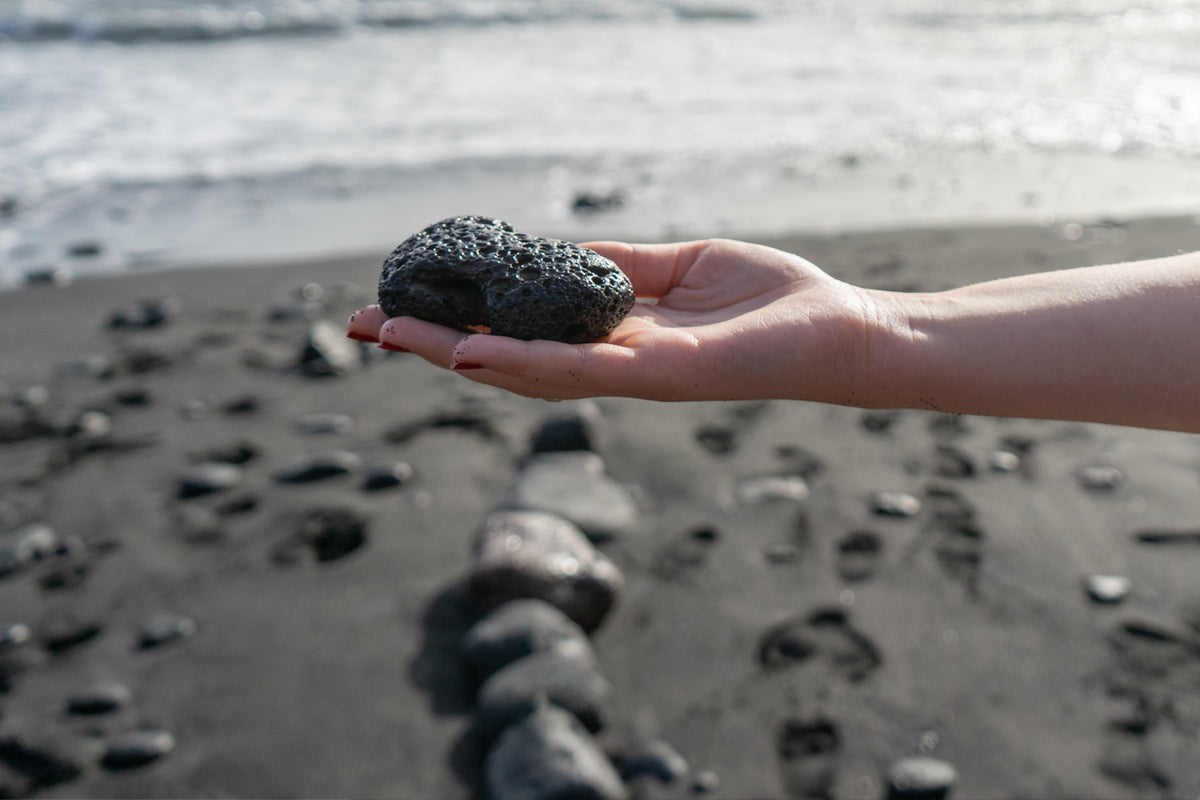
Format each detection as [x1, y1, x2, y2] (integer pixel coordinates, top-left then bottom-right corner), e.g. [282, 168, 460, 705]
[3, 214, 1200, 799]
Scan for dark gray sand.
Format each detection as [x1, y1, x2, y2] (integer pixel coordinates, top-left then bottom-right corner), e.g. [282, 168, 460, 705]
[2, 217, 1200, 798]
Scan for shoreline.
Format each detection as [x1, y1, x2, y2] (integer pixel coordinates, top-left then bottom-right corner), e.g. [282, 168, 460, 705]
[2, 212, 1200, 799]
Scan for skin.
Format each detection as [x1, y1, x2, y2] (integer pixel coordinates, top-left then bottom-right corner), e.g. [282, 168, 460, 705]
[347, 239, 1200, 434]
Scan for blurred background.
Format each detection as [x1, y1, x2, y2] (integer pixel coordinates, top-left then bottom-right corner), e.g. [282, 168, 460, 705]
[2, 0, 1200, 284]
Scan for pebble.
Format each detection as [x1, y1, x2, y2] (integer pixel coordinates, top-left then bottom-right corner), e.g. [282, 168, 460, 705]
[23, 266, 74, 288]
[885, 756, 958, 799]
[275, 506, 368, 564]
[220, 394, 262, 415]
[988, 450, 1021, 472]
[39, 614, 103, 655]
[273, 451, 362, 484]
[502, 451, 639, 541]
[461, 598, 594, 680]
[1085, 574, 1132, 604]
[138, 614, 197, 649]
[101, 729, 175, 769]
[485, 701, 628, 800]
[361, 462, 415, 491]
[872, 491, 922, 518]
[469, 510, 624, 633]
[66, 680, 132, 714]
[1, 623, 31, 648]
[298, 319, 363, 377]
[0, 522, 59, 577]
[618, 738, 689, 785]
[692, 769, 721, 794]
[107, 298, 178, 330]
[177, 462, 243, 499]
[295, 412, 355, 435]
[1076, 464, 1124, 492]
[530, 404, 604, 453]
[475, 648, 613, 741]
[193, 439, 259, 465]
[0, 730, 97, 787]
[763, 542, 803, 565]
[735, 475, 810, 505]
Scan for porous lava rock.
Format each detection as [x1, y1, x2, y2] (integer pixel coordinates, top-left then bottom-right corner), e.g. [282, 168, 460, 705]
[378, 216, 635, 344]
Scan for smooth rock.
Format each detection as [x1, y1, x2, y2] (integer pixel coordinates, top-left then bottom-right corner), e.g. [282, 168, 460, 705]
[469, 510, 623, 632]
[530, 404, 604, 453]
[618, 738, 689, 785]
[101, 729, 175, 769]
[1076, 464, 1124, 492]
[378, 216, 635, 344]
[0, 522, 58, 577]
[67, 680, 132, 714]
[0, 730, 96, 787]
[23, 266, 74, 288]
[294, 412, 354, 435]
[272, 451, 362, 484]
[988, 450, 1021, 472]
[39, 614, 103, 654]
[485, 701, 628, 800]
[886, 756, 958, 799]
[177, 462, 242, 499]
[107, 298, 177, 330]
[735, 475, 810, 505]
[502, 451, 638, 541]
[475, 647, 612, 741]
[274, 506, 368, 564]
[138, 614, 197, 649]
[361, 462, 414, 491]
[1086, 574, 1132, 604]
[461, 598, 593, 680]
[872, 491, 922, 518]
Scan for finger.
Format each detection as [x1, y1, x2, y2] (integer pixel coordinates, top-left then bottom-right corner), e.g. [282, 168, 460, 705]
[346, 305, 390, 342]
[378, 316, 467, 368]
[582, 240, 706, 300]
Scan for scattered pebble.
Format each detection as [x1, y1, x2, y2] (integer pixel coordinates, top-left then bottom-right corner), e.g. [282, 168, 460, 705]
[272, 451, 362, 484]
[138, 613, 197, 649]
[192, 439, 259, 465]
[885, 756, 958, 799]
[0, 522, 59, 577]
[485, 702, 627, 800]
[361, 462, 414, 491]
[735, 475, 810, 505]
[872, 491, 922, 518]
[220, 394, 262, 415]
[988, 450, 1021, 472]
[179, 398, 211, 421]
[274, 506, 368, 564]
[0, 730, 95, 787]
[763, 542, 803, 565]
[474, 648, 612, 741]
[1076, 464, 1124, 492]
[469, 510, 624, 633]
[177, 462, 243, 499]
[101, 729, 175, 769]
[530, 405, 604, 453]
[1085, 574, 1132, 605]
[295, 412, 355, 435]
[107, 298, 177, 330]
[692, 769, 721, 794]
[66, 680, 132, 715]
[1, 623, 31, 648]
[39, 614, 103, 655]
[502, 451, 639, 541]
[460, 598, 593, 680]
[619, 738, 689, 785]
[23, 266, 74, 288]
[298, 320, 363, 377]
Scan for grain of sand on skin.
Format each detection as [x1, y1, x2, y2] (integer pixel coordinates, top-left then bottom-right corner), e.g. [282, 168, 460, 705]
[0, 216, 1199, 797]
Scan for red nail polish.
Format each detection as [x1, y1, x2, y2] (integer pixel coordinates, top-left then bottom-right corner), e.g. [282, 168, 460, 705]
[451, 361, 484, 371]
[347, 331, 378, 343]
[378, 342, 409, 352]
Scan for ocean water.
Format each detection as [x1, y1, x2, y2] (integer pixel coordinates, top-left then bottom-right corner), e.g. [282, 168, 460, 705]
[2, 0, 1200, 283]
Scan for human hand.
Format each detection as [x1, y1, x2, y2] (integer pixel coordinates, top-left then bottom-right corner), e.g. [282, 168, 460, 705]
[347, 239, 890, 403]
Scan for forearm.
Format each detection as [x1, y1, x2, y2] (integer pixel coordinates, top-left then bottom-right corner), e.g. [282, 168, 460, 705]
[868, 252, 1200, 432]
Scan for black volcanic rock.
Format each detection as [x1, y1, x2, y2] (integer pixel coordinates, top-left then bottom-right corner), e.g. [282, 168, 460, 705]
[378, 216, 635, 344]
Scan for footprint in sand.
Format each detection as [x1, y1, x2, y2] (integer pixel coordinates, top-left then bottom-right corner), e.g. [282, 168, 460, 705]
[924, 486, 985, 597]
[777, 715, 841, 800]
[835, 530, 883, 583]
[758, 608, 883, 683]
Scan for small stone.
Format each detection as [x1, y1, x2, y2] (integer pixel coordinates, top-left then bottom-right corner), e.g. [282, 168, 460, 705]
[461, 599, 593, 680]
[361, 462, 414, 491]
[1076, 464, 1124, 492]
[619, 738, 689, 785]
[173, 505, 225, 544]
[475, 649, 613, 741]
[39, 614, 103, 654]
[24, 266, 74, 288]
[1085, 574, 1132, 604]
[192, 439, 258, 465]
[101, 729, 175, 769]
[274, 506, 368, 564]
[988, 451, 1021, 472]
[180, 398, 210, 420]
[294, 412, 355, 435]
[220, 394, 262, 415]
[0, 730, 95, 787]
[530, 404, 604, 453]
[67, 240, 104, 259]
[298, 319, 363, 377]
[378, 216, 635, 344]
[692, 769, 721, 794]
[1, 623, 31, 648]
[469, 510, 623, 633]
[872, 491, 922, 518]
[886, 756, 958, 799]
[763, 543, 803, 565]
[273, 451, 362, 484]
[0, 522, 59, 577]
[67, 680, 132, 714]
[107, 298, 177, 330]
[177, 462, 242, 499]
[502, 451, 638, 541]
[735, 475, 810, 505]
[485, 702, 628, 800]
[138, 614, 197, 649]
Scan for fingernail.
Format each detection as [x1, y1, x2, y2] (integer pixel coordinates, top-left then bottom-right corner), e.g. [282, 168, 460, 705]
[451, 361, 484, 371]
[347, 331, 379, 343]
[378, 342, 409, 352]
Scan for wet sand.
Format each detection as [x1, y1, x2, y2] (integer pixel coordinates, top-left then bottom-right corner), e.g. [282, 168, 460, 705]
[2, 216, 1200, 799]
